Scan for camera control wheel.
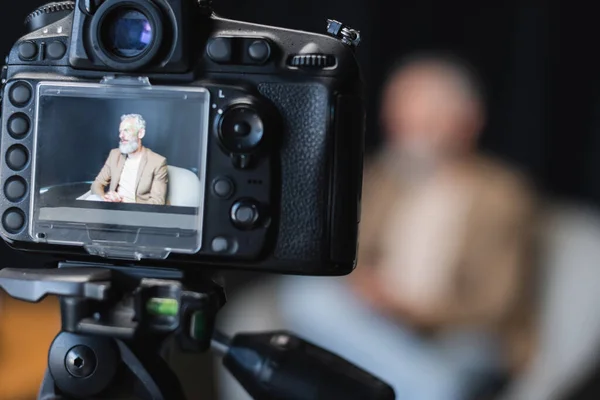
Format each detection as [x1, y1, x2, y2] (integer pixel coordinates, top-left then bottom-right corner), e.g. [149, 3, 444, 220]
[219, 105, 264, 152]
[218, 103, 266, 169]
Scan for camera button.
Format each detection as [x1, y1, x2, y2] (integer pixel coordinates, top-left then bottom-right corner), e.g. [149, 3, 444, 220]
[18, 41, 38, 61]
[47, 41, 66, 60]
[6, 145, 29, 171]
[9, 83, 32, 107]
[8, 114, 30, 139]
[4, 177, 27, 203]
[213, 177, 234, 199]
[2, 208, 25, 234]
[231, 200, 260, 230]
[247, 40, 271, 64]
[234, 122, 251, 136]
[211, 237, 229, 253]
[207, 38, 233, 63]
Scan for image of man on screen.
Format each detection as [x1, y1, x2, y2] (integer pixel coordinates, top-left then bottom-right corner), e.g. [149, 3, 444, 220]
[89, 114, 168, 205]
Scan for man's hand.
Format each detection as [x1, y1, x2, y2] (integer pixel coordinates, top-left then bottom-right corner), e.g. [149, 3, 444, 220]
[348, 268, 446, 331]
[103, 192, 123, 203]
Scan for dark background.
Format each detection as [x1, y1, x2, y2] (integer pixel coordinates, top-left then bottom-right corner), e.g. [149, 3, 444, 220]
[2, 1, 600, 399]
[212, 0, 597, 210]
[37, 95, 203, 188]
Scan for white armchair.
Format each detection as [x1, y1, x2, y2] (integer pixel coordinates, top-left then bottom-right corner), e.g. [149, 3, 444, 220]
[166, 166, 201, 207]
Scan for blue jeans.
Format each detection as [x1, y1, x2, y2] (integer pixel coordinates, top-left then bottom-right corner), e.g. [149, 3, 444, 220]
[275, 276, 504, 400]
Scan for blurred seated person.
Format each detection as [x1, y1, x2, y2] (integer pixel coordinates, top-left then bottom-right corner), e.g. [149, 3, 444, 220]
[0, 291, 60, 399]
[217, 52, 539, 400]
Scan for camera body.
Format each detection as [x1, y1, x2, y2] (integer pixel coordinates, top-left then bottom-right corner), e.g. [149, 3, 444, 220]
[0, 0, 365, 276]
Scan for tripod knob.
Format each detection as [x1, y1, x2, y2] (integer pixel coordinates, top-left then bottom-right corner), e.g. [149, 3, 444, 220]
[47, 332, 118, 399]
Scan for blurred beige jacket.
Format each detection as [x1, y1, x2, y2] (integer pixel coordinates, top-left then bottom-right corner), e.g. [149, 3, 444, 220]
[351, 150, 539, 373]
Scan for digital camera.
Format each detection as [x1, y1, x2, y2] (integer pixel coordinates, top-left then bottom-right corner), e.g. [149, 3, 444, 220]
[0, 0, 365, 276]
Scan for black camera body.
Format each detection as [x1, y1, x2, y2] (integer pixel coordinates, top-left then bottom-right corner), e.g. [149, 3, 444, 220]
[0, 0, 365, 276]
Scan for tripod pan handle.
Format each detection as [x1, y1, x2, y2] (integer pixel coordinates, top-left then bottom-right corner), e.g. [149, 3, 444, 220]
[0, 268, 111, 302]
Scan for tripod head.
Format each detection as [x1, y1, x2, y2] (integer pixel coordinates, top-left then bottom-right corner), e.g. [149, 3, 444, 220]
[0, 263, 396, 400]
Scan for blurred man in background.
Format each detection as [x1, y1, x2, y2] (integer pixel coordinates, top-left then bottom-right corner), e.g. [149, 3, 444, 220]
[217, 52, 539, 400]
[351, 52, 538, 372]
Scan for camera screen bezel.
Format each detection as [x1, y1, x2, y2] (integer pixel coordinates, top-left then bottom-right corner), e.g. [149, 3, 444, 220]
[28, 80, 212, 257]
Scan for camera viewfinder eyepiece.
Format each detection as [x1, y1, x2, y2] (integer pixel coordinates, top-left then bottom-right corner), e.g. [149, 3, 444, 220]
[90, 0, 165, 71]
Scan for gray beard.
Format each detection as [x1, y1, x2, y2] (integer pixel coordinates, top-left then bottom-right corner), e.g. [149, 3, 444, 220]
[120, 141, 139, 155]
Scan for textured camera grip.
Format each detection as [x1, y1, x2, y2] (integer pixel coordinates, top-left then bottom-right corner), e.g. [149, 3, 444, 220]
[258, 83, 329, 262]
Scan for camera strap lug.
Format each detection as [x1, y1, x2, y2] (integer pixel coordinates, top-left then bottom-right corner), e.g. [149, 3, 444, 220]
[326, 19, 361, 48]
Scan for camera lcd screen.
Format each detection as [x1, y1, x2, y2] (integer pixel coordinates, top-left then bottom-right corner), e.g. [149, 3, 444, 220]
[30, 82, 210, 255]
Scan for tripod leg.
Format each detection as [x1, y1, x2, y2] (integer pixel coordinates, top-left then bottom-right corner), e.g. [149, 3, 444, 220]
[114, 339, 187, 400]
[37, 369, 62, 400]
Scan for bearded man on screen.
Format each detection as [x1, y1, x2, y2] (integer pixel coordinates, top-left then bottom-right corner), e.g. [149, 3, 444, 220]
[90, 113, 168, 205]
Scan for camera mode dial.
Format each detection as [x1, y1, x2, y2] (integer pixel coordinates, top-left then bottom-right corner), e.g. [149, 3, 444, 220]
[25, 1, 75, 33]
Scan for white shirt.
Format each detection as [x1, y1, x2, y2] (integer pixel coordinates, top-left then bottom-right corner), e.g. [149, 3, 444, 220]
[377, 169, 475, 311]
[117, 154, 143, 203]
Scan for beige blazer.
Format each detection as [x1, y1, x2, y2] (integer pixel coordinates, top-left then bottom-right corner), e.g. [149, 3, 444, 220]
[351, 150, 539, 373]
[91, 147, 168, 205]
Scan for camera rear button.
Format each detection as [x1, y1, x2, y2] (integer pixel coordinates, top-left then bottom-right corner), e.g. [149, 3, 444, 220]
[9, 83, 32, 107]
[213, 177, 234, 199]
[8, 114, 30, 138]
[248, 40, 271, 64]
[6, 145, 29, 171]
[211, 237, 229, 253]
[18, 41, 38, 60]
[5, 177, 27, 203]
[2, 208, 25, 234]
[47, 41, 66, 60]
[231, 200, 260, 230]
[207, 38, 233, 63]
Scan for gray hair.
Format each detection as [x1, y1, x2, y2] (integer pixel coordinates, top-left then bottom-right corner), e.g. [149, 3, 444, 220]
[121, 114, 146, 133]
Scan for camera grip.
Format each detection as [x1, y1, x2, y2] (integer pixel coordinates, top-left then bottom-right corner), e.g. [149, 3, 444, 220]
[258, 83, 329, 263]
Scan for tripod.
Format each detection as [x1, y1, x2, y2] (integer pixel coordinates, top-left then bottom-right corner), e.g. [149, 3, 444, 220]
[0, 262, 396, 400]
